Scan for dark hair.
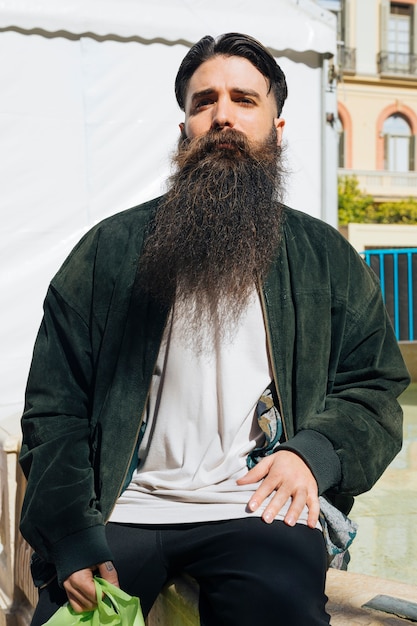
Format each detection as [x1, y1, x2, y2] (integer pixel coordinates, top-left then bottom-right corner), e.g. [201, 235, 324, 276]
[175, 33, 288, 116]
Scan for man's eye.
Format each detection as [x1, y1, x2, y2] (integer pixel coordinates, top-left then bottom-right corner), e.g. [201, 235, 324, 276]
[237, 97, 254, 105]
[194, 99, 213, 110]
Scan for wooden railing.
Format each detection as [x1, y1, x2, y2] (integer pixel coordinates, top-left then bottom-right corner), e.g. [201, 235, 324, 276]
[0, 419, 36, 626]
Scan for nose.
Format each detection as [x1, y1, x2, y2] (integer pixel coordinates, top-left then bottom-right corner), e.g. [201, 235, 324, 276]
[211, 98, 234, 130]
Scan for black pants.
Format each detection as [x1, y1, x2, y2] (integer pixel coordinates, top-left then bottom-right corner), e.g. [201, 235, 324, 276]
[31, 518, 331, 626]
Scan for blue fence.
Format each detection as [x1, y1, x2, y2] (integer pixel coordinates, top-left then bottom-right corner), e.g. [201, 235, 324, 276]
[362, 248, 417, 341]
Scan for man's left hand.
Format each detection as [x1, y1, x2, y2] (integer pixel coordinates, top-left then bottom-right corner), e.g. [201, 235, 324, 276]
[236, 450, 320, 528]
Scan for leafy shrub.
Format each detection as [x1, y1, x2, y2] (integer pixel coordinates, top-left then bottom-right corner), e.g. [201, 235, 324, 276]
[371, 199, 417, 224]
[338, 175, 417, 224]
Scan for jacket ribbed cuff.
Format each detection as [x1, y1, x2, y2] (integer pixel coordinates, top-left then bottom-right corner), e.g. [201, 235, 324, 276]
[278, 429, 342, 494]
[51, 525, 114, 586]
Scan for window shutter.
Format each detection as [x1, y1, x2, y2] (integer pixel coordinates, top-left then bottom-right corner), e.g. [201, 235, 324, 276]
[338, 130, 345, 168]
[409, 134, 415, 171]
[343, 0, 351, 47]
[413, 4, 417, 54]
[384, 133, 389, 170]
[380, 0, 390, 53]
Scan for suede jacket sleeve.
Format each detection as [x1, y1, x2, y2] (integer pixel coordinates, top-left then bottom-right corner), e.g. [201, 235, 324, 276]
[264, 208, 410, 511]
[19, 200, 166, 586]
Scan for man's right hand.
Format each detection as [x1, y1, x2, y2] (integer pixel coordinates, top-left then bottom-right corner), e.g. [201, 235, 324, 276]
[63, 561, 120, 613]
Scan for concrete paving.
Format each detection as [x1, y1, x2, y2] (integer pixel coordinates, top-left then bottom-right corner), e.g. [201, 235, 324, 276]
[324, 384, 417, 624]
[348, 384, 417, 587]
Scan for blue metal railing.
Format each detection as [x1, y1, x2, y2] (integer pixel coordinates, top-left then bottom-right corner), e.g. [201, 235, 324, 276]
[362, 248, 417, 341]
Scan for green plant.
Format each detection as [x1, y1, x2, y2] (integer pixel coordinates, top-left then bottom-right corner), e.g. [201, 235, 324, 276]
[338, 175, 417, 224]
[371, 199, 417, 224]
[338, 175, 374, 224]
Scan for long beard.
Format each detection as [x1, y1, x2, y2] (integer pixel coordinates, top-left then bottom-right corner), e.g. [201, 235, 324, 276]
[139, 127, 286, 349]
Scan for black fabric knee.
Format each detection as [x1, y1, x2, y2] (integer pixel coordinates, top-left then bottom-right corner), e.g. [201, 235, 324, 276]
[175, 518, 331, 626]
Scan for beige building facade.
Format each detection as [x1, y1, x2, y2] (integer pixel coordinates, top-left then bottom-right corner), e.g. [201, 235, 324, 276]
[321, 0, 417, 201]
[319, 0, 417, 356]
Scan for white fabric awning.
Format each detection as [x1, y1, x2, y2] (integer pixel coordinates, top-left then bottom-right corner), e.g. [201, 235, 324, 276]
[0, 0, 337, 422]
[0, 0, 336, 56]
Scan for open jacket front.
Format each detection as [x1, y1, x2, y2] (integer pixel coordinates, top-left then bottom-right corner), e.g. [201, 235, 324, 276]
[19, 198, 410, 586]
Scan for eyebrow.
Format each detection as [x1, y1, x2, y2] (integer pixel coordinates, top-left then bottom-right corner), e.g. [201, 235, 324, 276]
[190, 87, 262, 104]
[190, 88, 215, 104]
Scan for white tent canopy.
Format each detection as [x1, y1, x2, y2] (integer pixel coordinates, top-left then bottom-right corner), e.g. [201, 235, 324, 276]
[0, 0, 336, 54]
[0, 0, 337, 421]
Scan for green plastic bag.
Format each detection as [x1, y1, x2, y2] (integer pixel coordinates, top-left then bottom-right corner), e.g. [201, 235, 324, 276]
[44, 577, 145, 625]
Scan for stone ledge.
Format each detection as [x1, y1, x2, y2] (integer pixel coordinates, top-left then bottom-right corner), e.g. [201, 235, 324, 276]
[3, 565, 417, 625]
[147, 570, 417, 626]
[399, 342, 417, 383]
[327, 570, 417, 624]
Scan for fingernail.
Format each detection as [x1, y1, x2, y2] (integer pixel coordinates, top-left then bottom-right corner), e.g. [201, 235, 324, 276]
[249, 500, 257, 511]
[263, 511, 273, 523]
[286, 517, 295, 527]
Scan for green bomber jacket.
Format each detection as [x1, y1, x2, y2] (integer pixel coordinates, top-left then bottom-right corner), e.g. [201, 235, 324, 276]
[19, 198, 410, 587]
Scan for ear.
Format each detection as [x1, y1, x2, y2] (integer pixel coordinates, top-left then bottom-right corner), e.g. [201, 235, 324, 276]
[274, 118, 285, 146]
[179, 122, 188, 140]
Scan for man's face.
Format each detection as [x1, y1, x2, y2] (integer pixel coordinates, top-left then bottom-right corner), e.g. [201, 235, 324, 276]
[182, 55, 285, 145]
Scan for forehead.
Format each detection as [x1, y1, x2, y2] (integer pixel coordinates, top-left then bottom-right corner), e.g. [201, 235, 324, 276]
[185, 55, 271, 102]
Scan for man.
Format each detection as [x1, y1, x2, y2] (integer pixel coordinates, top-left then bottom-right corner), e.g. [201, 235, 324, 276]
[20, 33, 409, 626]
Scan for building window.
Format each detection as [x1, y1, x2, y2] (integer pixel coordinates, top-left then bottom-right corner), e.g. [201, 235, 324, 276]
[379, 2, 417, 75]
[388, 3, 412, 72]
[383, 114, 414, 171]
[318, 0, 356, 74]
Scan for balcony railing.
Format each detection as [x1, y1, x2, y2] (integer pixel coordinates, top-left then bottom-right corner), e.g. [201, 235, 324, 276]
[363, 248, 417, 341]
[338, 169, 417, 200]
[378, 50, 417, 77]
[338, 45, 356, 74]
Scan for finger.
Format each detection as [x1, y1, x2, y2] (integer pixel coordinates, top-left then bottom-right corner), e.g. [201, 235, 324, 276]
[236, 457, 272, 485]
[66, 590, 95, 614]
[63, 569, 97, 612]
[64, 585, 96, 613]
[283, 489, 309, 527]
[257, 475, 304, 523]
[63, 580, 96, 606]
[306, 494, 321, 528]
[98, 561, 120, 588]
[247, 474, 289, 515]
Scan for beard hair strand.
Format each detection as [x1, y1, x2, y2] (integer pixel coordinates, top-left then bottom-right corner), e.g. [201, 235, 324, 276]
[139, 127, 287, 352]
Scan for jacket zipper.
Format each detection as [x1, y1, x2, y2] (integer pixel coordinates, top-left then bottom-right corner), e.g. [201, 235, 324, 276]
[259, 282, 289, 443]
[105, 400, 148, 524]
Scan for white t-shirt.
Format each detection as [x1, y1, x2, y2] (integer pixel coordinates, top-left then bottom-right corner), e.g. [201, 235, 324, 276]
[110, 292, 309, 525]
